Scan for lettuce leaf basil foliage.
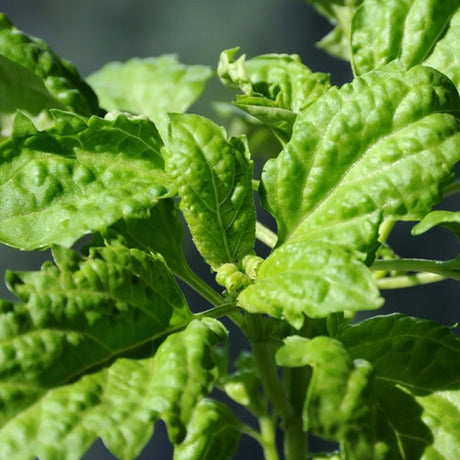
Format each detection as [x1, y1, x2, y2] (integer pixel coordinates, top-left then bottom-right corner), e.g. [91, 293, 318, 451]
[0, 1, 459, 459]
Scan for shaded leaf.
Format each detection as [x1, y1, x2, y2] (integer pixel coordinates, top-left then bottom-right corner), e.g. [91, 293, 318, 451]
[87, 56, 213, 137]
[174, 399, 241, 460]
[165, 113, 255, 270]
[0, 110, 171, 250]
[218, 48, 330, 142]
[0, 13, 101, 119]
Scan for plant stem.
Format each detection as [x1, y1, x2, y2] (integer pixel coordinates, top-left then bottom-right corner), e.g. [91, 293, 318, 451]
[175, 262, 225, 306]
[258, 415, 281, 460]
[378, 218, 395, 243]
[443, 178, 460, 197]
[371, 257, 460, 281]
[256, 221, 278, 248]
[376, 272, 446, 289]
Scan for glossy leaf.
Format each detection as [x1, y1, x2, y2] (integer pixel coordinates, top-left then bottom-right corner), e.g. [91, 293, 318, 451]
[0, 318, 227, 459]
[413, 210, 460, 244]
[87, 56, 213, 137]
[218, 48, 330, 142]
[262, 63, 460, 248]
[0, 13, 101, 118]
[0, 110, 171, 250]
[174, 399, 241, 460]
[239, 63, 460, 324]
[165, 113, 255, 270]
[238, 240, 382, 328]
[351, 0, 460, 89]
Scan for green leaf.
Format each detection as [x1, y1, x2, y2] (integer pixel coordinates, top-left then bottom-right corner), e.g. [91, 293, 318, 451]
[276, 335, 380, 459]
[351, 0, 460, 89]
[87, 56, 213, 138]
[238, 240, 382, 328]
[413, 210, 460, 245]
[173, 399, 241, 460]
[218, 48, 330, 142]
[262, 63, 460, 248]
[165, 113, 256, 270]
[0, 110, 171, 250]
[0, 318, 227, 459]
[110, 198, 191, 279]
[239, 63, 460, 325]
[0, 13, 101, 118]
[340, 314, 460, 458]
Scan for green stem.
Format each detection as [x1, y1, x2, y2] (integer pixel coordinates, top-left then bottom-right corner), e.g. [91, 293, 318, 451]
[376, 272, 446, 289]
[194, 302, 239, 320]
[176, 262, 225, 307]
[443, 179, 460, 197]
[246, 315, 294, 424]
[258, 415, 281, 460]
[256, 221, 278, 248]
[371, 258, 460, 282]
[378, 219, 395, 244]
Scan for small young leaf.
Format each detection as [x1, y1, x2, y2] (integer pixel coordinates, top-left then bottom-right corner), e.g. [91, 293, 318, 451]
[165, 113, 256, 270]
[413, 210, 460, 244]
[351, 0, 460, 89]
[173, 399, 241, 460]
[238, 240, 382, 327]
[0, 13, 101, 117]
[218, 49, 330, 142]
[0, 110, 171, 249]
[87, 56, 213, 137]
[0, 318, 227, 460]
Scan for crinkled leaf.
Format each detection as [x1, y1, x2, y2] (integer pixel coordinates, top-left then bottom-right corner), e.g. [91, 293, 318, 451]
[174, 399, 241, 460]
[87, 56, 212, 138]
[340, 314, 460, 458]
[238, 240, 382, 328]
[218, 48, 330, 142]
[351, 0, 460, 89]
[0, 318, 227, 459]
[276, 336, 379, 458]
[0, 13, 101, 118]
[262, 63, 460, 248]
[239, 63, 460, 324]
[165, 113, 255, 270]
[0, 110, 171, 250]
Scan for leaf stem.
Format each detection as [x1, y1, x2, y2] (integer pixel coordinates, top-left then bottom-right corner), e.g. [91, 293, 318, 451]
[371, 258, 460, 282]
[376, 272, 446, 289]
[378, 219, 395, 244]
[258, 415, 281, 460]
[443, 178, 460, 197]
[256, 221, 278, 248]
[176, 263, 225, 306]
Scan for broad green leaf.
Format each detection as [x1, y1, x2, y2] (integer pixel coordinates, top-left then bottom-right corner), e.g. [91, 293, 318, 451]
[173, 399, 241, 460]
[87, 56, 213, 138]
[238, 240, 382, 328]
[351, 0, 460, 89]
[218, 48, 330, 142]
[276, 336, 380, 458]
[0, 110, 171, 250]
[0, 318, 227, 459]
[239, 63, 460, 325]
[165, 113, 255, 270]
[340, 314, 460, 458]
[262, 63, 460, 248]
[304, 0, 365, 60]
[0, 13, 101, 120]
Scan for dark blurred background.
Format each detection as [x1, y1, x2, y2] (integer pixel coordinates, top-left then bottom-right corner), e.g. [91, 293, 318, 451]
[0, 0, 459, 458]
